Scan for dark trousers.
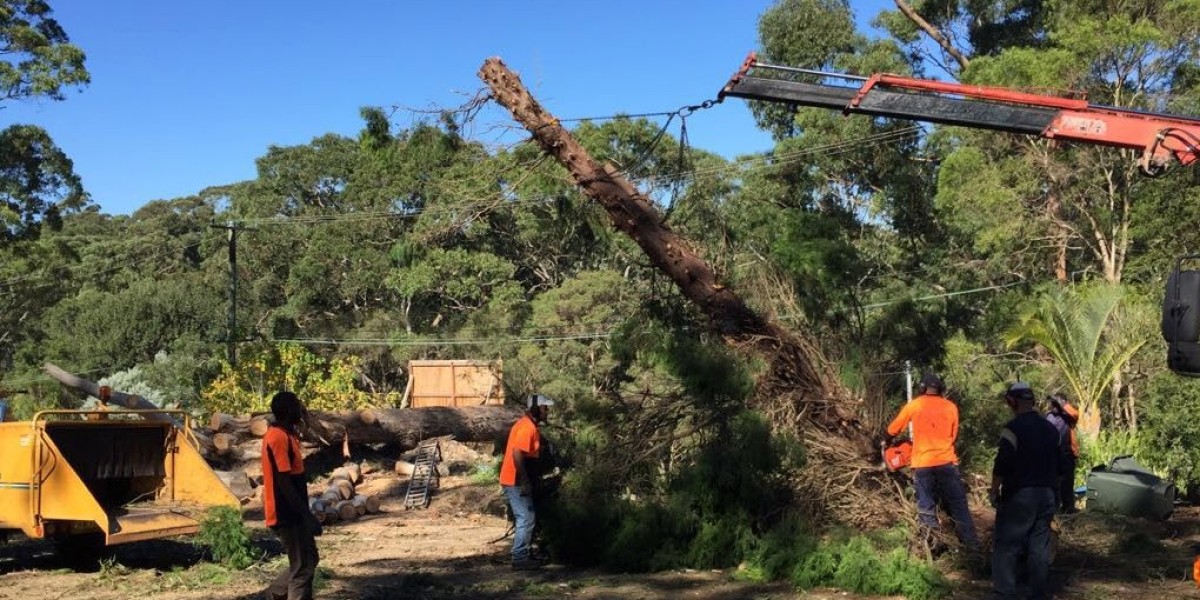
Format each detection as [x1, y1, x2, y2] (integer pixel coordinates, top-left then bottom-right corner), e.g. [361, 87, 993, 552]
[992, 486, 1056, 600]
[268, 523, 319, 600]
[1057, 455, 1077, 512]
[914, 464, 979, 546]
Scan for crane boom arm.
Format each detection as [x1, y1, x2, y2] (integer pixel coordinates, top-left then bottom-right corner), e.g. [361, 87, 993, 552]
[718, 52, 1200, 175]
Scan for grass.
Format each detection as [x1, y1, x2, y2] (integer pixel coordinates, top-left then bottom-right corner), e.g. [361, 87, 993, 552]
[468, 460, 500, 486]
[149, 563, 234, 592]
[523, 581, 564, 596]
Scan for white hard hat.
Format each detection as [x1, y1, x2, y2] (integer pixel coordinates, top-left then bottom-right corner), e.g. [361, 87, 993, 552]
[528, 393, 556, 408]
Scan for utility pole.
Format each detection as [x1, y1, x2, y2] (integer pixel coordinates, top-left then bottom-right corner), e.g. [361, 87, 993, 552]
[210, 221, 254, 366]
[905, 360, 913, 403]
[905, 360, 913, 438]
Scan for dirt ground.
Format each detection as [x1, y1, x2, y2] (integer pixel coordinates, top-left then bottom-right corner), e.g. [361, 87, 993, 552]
[1, 471, 1198, 600]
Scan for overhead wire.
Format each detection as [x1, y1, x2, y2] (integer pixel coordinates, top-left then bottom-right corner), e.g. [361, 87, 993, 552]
[0, 240, 204, 296]
[272, 331, 615, 347]
[221, 127, 924, 228]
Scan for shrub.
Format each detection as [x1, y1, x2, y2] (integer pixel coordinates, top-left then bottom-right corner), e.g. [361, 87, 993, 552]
[791, 533, 947, 600]
[1139, 371, 1200, 494]
[196, 506, 258, 569]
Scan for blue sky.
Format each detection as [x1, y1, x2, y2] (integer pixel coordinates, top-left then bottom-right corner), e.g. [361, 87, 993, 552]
[6, 1, 891, 215]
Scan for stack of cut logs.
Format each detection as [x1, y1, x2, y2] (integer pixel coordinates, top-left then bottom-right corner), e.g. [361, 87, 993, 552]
[307, 462, 382, 525]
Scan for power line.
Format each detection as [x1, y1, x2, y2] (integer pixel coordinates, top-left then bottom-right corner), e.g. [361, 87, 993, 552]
[226, 128, 924, 228]
[230, 197, 558, 227]
[0, 241, 204, 296]
[272, 331, 614, 347]
[860, 280, 1025, 310]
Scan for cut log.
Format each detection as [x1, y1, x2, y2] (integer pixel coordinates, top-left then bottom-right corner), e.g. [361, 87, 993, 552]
[249, 418, 271, 437]
[324, 506, 340, 524]
[335, 500, 358, 522]
[365, 494, 381, 514]
[222, 440, 262, 462]
[332, 463, 363, 484]
[331, 479, 355, 501]
[320, 490, 342, 505]
[394, 460, 415, 477]
[351, 494, 369, 516]
[206, 405, 521, 448]
[309, 498, 327, 514]
[192, 431, 217, 458]
[42, 362, 172, 422]
[216, 470, 254, 502]
[213, 433, 238, 454]
[360, 461, 377, 475]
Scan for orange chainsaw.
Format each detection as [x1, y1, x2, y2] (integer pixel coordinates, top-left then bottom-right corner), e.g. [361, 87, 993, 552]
[882, 438, 913, 472]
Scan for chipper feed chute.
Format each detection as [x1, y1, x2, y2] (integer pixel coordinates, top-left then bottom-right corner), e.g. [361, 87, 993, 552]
[0, 410, 237, 547]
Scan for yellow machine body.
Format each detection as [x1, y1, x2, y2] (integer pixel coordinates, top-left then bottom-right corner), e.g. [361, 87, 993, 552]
[0, 410, 238, 546]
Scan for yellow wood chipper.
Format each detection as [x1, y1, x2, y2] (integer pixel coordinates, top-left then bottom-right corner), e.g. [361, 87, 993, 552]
[0, 409, 237, 556]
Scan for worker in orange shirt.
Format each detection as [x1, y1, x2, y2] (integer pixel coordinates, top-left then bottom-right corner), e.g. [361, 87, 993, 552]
[262, 391, 322, 600]
[885, 373, 978, 550]
[500, 393, 554, 570]
[1045, 392, 1081, 513]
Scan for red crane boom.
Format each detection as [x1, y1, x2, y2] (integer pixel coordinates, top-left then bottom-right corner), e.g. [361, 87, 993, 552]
[718, 52, 1200, 176]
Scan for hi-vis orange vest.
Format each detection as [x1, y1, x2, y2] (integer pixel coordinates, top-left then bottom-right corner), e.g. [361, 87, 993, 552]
[1061, 402, 1081, 458]
[886, 394, 959, 468]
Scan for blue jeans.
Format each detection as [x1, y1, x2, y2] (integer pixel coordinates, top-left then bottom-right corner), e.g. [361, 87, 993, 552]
[992, 486, 1056, 600]
[914, 464, 979, 546]
[503, 485, 536, 561]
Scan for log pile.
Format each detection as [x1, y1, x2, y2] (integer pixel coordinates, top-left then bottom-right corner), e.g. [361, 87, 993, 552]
[307, 462, 382, 525]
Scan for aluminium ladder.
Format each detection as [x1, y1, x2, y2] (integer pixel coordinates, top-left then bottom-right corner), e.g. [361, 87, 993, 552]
[403, 439, 441, 509]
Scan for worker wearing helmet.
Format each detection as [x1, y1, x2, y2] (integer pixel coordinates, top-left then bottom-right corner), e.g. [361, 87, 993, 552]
[991, 382, 1060, 600]
[500, 393, 554, 570]
[1045, 392, 1080, 513]
[885, 373, 978, 551]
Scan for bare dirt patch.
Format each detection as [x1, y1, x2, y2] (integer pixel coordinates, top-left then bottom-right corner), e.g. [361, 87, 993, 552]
[1, 474, 1197, 600]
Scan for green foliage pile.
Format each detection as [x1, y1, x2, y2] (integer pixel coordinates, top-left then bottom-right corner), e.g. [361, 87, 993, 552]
[196, 506, 259, 570]
[540, 411, 800, 573]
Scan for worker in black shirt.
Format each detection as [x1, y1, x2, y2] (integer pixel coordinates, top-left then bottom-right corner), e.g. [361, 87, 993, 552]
[990, 381, 1059, 600]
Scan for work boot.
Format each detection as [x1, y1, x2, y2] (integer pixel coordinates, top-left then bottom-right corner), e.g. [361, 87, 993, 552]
[511, 557, 542, 571]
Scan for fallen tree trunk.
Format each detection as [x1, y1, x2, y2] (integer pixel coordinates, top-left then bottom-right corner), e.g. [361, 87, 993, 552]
[42, 362, 172, 422]
[209, 405, 521, 448]
[478, 57, 894, 526]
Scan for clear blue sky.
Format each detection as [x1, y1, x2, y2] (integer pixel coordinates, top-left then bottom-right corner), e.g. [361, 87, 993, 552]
[6, 1, 891, 215]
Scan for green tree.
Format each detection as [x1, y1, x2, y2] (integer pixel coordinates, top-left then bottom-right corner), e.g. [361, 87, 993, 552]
[0, 0, 88, 103]
[1004, 284, 1148, 435]
[0, 1, 91, 246]
[0, 124, 86, 244]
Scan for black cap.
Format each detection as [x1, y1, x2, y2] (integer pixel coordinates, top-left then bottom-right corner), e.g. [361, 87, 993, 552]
[1005, 381, 1035, 401]
[919, 373, 945, 392]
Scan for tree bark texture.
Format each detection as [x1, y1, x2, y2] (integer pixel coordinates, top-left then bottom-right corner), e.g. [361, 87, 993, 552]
[893, 0, 971, 71]
[478, 57, 906, 527]
[478, 57, 854, 428]
[209, 405, 521, 448]
[42, 362, 173, 422]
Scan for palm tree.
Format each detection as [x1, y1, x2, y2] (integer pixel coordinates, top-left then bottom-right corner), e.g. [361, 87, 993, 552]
[1004, 284, 1148, 437]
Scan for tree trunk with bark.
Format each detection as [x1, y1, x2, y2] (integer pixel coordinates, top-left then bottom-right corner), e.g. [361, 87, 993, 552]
[478, 57, 893, 526]
[209, 405, 522, 448]
[42, 362, 172, 422]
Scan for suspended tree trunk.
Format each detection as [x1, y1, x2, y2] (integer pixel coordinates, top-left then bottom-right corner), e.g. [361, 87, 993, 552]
[42, 362, 173, 423]
[479, 57, 894, 525]
[894, 0, 971, 71]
